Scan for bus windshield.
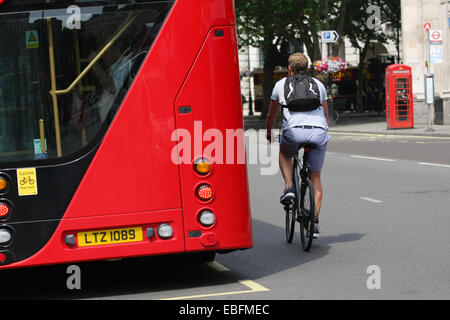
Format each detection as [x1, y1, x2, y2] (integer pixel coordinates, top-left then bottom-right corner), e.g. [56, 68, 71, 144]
[0, 0, 173, 164]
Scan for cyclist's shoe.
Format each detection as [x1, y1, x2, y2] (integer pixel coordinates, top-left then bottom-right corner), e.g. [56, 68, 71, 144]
[313, 217, 320, 239]
[313, 225, 320, 239]
[280, 185, 295, 204]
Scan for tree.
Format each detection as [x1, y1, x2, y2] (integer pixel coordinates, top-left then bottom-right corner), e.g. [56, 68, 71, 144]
[235, 0, 342, 116]
[235, 0, 401, 115]
[341, 0, 401, 112]
[236, 0, 291, 118]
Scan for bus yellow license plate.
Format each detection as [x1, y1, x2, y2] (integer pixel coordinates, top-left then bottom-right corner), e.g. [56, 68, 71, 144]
[78, 227, 143, 247]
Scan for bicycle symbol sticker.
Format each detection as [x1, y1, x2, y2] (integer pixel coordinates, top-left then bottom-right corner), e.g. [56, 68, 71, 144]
[17, 168, 38, 196]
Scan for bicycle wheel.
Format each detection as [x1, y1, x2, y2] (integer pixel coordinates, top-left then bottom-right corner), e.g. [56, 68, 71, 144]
[285, 201, 295, 243]
[299, 178, 315, 252]
[285, 158, 301, 243]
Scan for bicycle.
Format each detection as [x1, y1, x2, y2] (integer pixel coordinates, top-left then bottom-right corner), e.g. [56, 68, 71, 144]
[19, 176, 35, 186]
[284, 143, 316, 252]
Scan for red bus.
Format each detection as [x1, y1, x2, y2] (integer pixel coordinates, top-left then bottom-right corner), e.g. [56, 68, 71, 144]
[0, 0, 252, 269]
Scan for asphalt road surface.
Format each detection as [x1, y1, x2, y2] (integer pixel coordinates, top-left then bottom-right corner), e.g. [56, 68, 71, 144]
[0, 132, 449, 300]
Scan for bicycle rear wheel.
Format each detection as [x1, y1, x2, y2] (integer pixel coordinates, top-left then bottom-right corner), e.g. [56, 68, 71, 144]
[285, 202, 295, 243]
[285, 158, 300, 243]
[299, 179, 315, 252]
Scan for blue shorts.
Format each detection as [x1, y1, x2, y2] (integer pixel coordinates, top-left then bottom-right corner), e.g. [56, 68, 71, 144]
[280, 127, 330, 172]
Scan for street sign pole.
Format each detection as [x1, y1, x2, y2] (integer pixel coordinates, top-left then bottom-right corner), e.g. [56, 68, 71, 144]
[325, 0, 330, 57]
[247, 44, 253, 116]
[424, 73, 435, 132]
[424, 24, 435, 132]
[427, 29, 431, 74]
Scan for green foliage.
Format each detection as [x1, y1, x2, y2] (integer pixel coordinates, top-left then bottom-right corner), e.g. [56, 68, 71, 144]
[235, 0, 294, 48]
[236, 0, 401, 58]
[235, 0, 401, 115]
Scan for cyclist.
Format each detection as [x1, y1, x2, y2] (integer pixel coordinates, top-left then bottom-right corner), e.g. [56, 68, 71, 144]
[266, 53, 330, 238]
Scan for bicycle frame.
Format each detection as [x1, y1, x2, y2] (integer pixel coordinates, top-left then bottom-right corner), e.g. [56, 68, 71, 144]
[295, 148, 311, 182]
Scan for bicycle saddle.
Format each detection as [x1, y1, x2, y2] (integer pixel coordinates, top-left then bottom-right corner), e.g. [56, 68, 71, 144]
[299, 143, 316, 149]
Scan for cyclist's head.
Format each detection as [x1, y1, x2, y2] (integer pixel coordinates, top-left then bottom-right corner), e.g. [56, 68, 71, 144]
[288, 53, 309, 75]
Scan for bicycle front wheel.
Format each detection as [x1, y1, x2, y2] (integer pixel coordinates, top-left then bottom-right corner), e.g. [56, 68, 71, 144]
[299, 179, 315, 252]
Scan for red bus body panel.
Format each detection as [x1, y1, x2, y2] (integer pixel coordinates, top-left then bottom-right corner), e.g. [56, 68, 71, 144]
[1, 0, 252, 269]
[175, 26, 252, 252]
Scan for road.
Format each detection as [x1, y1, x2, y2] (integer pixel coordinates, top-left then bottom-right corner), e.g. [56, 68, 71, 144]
[0, 132, 449, 300]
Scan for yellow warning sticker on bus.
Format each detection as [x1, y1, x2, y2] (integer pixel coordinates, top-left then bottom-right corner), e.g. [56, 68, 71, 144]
[26, 30, 39, 49]
[17, 168, 38, 196]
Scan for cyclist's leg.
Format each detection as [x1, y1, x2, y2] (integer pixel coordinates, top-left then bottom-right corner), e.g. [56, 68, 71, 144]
[310, 171, 323, 219]
[279, 151, 293, 188]
[279, 128, 306, 203]
[304, 128, 330, 221]
[279, 128, 303, 188]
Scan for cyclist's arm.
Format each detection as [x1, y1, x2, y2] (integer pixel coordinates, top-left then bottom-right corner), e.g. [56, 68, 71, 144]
[266, 99, 281, 142]
[322, 100, 330, 128]
[316, 79, 330, 128]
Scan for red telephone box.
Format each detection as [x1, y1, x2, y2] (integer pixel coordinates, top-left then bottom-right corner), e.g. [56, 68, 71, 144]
[385, 64, 414, 129]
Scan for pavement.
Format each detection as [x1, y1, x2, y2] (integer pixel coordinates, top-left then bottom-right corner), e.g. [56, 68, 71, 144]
[244, 113, 450, 137]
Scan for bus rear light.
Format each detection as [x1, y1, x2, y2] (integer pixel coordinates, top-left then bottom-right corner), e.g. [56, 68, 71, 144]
[197, 185, 214, 201]
[199, 210, 215, 227]
[0, 203, 10, 218]
[201, 233, 217, 247]
[0, 177, 8, 192]
[64, 234, 76, 246]
[157, 224, 173, 239]
[146, 228, 156, 239]
[0, 228, 12, 245]
[194, 158, 211, 176]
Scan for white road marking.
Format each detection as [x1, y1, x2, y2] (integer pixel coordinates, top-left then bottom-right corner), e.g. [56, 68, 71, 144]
[330, 131, 450, 141]
[418, 162, 450, 168]
[359, 197, 383, 204]
[351, 155, 396, 162]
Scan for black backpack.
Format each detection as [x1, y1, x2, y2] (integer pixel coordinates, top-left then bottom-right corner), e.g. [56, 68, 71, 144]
[284, 74, 321, 112]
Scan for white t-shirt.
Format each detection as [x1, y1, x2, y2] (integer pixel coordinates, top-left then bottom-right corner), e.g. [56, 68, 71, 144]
[271, 77, 329, 130]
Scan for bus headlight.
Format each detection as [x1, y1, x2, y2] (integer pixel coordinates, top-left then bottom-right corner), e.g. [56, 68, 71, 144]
[157, 223, 173, 239]
[199, 210, 215, 227]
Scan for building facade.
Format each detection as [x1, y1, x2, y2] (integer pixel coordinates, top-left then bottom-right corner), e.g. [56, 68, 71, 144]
[401, 0, 450, 124]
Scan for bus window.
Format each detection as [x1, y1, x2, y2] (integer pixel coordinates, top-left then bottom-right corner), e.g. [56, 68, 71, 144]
[0, 1, 173, 164]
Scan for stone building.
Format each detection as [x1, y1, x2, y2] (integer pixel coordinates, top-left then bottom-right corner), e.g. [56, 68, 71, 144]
[401, 0, 450, 124]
